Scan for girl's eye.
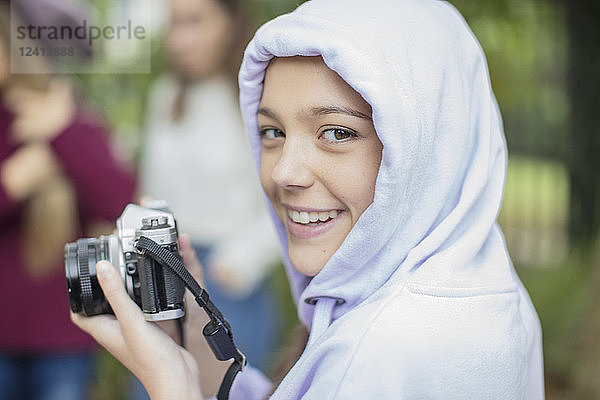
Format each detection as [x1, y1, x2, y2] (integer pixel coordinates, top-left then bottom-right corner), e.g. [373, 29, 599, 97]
[321, 128, 357, 142]
[259, 128, 285, 139]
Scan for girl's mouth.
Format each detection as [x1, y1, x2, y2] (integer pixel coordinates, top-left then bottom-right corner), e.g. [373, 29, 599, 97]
[285, 208, 344, 239]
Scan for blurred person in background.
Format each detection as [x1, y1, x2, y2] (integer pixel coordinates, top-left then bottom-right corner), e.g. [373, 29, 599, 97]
[138, 0, 281, 385]
[0, 2, 137, 400]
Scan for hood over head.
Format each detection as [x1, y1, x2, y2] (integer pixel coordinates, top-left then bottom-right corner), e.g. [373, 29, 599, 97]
[239, 0, 513, 329]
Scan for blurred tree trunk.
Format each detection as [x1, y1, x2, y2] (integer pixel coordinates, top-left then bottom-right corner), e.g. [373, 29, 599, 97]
[565, 0, 600, 246]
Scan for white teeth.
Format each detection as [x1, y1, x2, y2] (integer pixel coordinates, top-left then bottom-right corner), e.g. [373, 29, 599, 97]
[287, 209, 340, 224]
[299, 212, 310, 224]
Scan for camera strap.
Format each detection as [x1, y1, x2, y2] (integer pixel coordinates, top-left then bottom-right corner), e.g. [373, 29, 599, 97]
[136, 236, 246, 400]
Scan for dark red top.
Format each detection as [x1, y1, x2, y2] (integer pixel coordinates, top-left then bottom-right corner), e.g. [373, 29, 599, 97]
[0, 104, 136, 353]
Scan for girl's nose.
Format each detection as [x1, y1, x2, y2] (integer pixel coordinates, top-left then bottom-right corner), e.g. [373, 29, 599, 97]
[271, 138, 314, 190]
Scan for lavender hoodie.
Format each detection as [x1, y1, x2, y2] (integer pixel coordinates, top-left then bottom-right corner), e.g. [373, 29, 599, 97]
[230, 0, 545, 398]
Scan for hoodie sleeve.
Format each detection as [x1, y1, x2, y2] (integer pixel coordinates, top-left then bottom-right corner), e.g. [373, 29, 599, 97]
[48, 111, 136, 221]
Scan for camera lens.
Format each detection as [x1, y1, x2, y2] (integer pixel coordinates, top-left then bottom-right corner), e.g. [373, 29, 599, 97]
[65, 238, 112, 316]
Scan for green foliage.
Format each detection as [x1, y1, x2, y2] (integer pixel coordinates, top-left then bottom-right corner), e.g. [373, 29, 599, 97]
[518, 250, 600, 398]
[450, 0, 568, 159]
[249, 0, 307, 25]
[501, 156, 569, 229]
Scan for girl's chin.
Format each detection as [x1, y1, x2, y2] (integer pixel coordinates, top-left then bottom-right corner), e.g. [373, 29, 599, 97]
[288, 249, 327, 277]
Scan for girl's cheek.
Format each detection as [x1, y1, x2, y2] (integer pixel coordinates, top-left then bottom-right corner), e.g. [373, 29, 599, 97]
[259, 158, 272, 190]
[260, 160, 279, 206]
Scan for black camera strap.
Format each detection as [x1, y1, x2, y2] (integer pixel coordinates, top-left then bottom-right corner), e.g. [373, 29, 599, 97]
[136, 236, 246, 400]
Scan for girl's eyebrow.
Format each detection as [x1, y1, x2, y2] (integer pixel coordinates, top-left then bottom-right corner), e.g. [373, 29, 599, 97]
[258, 105, 372, 122]
[257, 106, 280, 123]
[310, 105, 372, 121]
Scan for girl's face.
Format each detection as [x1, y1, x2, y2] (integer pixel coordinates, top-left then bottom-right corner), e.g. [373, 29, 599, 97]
[258, 56, 383, 276]
[167, 0, 234, 79]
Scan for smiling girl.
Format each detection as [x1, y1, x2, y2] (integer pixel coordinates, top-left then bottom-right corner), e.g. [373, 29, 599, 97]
[73, 0, 544, 399]
[257, 56, 383, 278]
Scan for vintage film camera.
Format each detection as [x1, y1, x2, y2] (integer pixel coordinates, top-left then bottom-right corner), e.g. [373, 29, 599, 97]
[65, 201, 185, 321]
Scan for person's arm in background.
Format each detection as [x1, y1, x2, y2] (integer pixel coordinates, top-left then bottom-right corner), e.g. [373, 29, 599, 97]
[0, 143, 60, 217]
[0, 81, 68, 217]
[48, 112, 136, 220]
[2, 80, 136, 221]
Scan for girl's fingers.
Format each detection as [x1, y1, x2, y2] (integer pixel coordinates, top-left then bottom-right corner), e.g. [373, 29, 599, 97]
[70, 312, 128, 356]
[71, 262, 200, 397]
[137, 195, 155, 207]
[179, 235, 205, 284]
[179, 233, 191, 253]
[95, 261, 146, 334]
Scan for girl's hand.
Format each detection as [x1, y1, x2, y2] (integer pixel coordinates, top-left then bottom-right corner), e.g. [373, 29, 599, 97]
[176, 235, 232, 398]
[71, 260, 204, 400]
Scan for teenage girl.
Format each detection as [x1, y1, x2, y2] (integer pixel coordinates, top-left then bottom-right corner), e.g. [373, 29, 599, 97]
[73, 0, 544, 399]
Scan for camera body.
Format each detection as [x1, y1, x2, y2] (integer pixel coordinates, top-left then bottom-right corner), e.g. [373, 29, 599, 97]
[65, 201, 185, 321]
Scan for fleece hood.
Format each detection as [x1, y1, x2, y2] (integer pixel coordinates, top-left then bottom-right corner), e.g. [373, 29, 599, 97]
[239, 0, 514, 329]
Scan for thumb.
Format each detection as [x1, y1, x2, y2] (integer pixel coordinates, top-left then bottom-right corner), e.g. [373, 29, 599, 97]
[96, 261, 144, 326]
